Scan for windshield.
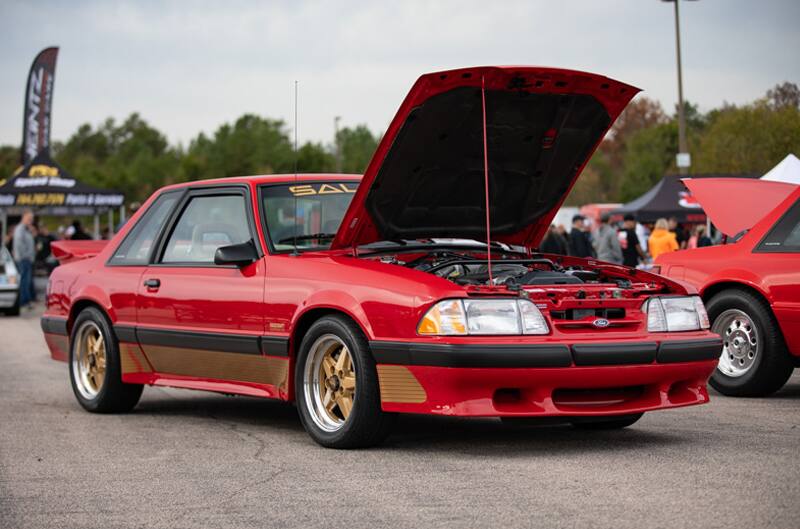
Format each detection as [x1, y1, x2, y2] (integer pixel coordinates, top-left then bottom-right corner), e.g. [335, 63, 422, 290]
[262, 182, 358, 251]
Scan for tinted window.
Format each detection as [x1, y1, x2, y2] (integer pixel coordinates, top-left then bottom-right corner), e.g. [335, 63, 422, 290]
[161, 194, 250, 263]
[262, 182, 357, 252]
[109, 192, 179, 265]
[757, 197, 800, 253]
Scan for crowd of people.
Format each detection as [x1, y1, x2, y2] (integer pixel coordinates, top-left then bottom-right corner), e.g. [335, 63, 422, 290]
[2, 210, 97, 310]
[540, 213, 714, 267]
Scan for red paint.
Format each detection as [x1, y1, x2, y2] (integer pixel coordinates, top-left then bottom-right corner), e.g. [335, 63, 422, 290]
[41, 67, 720, 422]
[658, 185, 800, 356]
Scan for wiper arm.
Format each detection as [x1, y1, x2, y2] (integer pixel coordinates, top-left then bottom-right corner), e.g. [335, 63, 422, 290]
[277, 233, 337, 244]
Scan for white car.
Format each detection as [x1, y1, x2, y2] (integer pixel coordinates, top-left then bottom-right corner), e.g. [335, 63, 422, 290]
[0, 247, 20, 316]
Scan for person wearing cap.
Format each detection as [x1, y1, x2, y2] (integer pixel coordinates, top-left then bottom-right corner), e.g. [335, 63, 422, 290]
[594, 213, 622, 264]
[568, 215, 595, 258]
[618, 213, 648, 267]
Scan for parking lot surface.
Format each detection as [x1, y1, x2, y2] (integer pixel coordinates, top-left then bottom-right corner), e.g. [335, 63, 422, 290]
[1, 305, 798, 529]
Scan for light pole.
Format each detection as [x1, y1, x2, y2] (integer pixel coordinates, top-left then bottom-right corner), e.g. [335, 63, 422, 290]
[334, 116, 342, 173]
[662, 0, 695, 174]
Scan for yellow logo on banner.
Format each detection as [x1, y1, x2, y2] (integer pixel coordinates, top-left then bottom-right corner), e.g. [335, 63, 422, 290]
[28, 164, 59, 178]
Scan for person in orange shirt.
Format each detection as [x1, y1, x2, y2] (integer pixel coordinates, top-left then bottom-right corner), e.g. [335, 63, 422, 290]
[648, 218, 679, 260]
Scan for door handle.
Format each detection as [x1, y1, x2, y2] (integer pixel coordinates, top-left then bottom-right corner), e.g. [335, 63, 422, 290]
[143, 278, 161, 289]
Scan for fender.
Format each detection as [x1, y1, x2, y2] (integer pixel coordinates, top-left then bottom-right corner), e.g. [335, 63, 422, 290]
[292, 290, 375, 340]
[700, 270, 773, 303]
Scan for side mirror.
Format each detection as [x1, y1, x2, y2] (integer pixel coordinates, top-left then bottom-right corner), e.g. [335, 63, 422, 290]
[214, 240, 258, 267]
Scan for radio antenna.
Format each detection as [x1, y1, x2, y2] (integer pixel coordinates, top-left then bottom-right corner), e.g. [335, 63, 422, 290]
[292, 80, 299, 256]
[481, 75, 493, 284]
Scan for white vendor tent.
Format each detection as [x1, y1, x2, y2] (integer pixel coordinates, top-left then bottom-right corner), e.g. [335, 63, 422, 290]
[761, 154, 800, 184]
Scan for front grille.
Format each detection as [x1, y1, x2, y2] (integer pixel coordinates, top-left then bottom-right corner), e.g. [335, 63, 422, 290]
[549, 308, 626, 321]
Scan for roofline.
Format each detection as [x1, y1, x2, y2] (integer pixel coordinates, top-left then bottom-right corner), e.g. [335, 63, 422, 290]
[157, 173, 362, 192]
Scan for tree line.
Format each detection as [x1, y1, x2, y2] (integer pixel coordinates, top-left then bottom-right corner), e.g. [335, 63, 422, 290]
[0, 82, 797, 206]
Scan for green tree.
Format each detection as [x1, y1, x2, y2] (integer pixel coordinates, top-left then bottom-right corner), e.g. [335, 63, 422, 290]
[336, 125, 378, 174]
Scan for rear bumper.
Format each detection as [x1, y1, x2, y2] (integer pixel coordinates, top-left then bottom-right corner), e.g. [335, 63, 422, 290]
[371, 337, 721, 416]
[0, 287, 19, 308]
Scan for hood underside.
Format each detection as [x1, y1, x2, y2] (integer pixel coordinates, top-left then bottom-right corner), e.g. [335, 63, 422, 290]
[331, 66, 638, 250]
[682, 178, 798, 237]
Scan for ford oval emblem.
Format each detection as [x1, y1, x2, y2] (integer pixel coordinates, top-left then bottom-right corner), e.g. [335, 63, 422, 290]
[592, 318, 610, 328]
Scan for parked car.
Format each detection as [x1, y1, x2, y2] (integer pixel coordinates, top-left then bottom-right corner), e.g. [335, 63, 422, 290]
[40, 66, 721, 448]
[657, 178, 800, 396]
[0, 246, 20, 316]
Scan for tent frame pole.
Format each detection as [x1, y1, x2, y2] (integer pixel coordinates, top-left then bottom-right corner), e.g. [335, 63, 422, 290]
[1, 209, 6, 250]
[93, 213, 100, 240]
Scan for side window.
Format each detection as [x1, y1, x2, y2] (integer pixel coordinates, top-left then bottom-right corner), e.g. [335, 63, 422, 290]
[161, 194, 251, 264]
[757, 197, 800, 253]
[109, 192, 179, 265]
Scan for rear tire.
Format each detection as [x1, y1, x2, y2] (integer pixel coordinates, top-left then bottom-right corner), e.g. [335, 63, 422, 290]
[571, 413, 643, 430]
[69, 307, 143, 413]
[295, 315, 395, 448]
[706, 289, 793, 397]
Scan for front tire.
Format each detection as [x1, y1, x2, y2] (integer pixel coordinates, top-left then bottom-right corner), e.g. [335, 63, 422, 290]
[69, 307, 143, 413]
[295, 315, 394, 448]
[706, 289, 793, 397]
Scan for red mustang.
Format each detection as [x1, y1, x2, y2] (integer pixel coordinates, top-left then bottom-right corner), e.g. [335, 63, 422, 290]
[41, 67, 721, 448]
[657, 178, 800, 397]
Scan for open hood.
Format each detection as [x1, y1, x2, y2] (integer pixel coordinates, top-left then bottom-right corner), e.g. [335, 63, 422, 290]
[682, 178, 798, 237]
[331, 66, 638, 250]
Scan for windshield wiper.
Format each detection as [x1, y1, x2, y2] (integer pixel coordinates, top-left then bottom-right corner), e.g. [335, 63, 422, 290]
[277, 233, 337, 244]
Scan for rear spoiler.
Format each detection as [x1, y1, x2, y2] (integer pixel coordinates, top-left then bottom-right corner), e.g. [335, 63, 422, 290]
[51, 240, 108, 264]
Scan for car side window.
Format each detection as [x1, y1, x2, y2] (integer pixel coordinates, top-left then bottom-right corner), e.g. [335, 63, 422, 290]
[161, 194, 251, 264]
[109, 192, 179, 265]
[756, 197, 800, 253]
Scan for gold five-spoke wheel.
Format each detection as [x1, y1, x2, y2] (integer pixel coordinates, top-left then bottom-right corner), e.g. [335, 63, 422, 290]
[304, 334, 357, 432]
[72, 321, 107, 399]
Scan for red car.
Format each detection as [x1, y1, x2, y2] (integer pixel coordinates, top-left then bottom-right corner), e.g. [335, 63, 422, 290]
[41, 67, 721, 448]
[657, 178, 800, 397]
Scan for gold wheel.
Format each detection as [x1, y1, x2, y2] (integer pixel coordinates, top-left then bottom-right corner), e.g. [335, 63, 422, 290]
[72, 321, 107, 399]
[303, 334, 357, 432]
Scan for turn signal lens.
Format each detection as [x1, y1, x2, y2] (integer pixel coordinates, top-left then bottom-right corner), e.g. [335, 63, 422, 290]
[417, 299, 467, 335]
[694, 297, 710, 329]
[418, 299, 549, 336]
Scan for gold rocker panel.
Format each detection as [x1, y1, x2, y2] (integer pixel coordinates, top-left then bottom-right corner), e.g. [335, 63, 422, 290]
[119, 343, 153, 374]
[141, 344, 288, 389]
[376, 365, 427, 404]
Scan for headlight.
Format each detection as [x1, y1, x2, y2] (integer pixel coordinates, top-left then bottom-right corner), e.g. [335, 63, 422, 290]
[418, 298, 549, 336]
[643, 296, 710, 332]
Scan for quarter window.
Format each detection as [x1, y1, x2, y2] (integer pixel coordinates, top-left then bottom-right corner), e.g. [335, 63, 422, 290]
[109, 192, 179, 265]
[757, 197, 800, 253]
[161, 194, 251, 264]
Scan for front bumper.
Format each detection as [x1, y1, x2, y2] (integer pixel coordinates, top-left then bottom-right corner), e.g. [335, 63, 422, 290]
[370, 337, 721, 416]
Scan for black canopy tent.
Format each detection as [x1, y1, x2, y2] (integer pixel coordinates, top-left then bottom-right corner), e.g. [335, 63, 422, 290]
[0, 151, 125, 243]
[612, 173, 756, 224]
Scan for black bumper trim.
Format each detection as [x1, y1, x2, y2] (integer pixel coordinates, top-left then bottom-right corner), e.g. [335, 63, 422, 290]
[41, 317, 68, 336]
[370, 341, 572, 368]
[657, 338, 723, 363]
[572, 342, 658, 366]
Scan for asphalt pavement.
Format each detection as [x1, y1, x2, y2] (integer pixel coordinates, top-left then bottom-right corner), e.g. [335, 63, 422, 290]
[1, 304, 798, 529]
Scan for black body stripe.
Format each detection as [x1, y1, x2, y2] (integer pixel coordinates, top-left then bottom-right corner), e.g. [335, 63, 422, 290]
[657, 338, 723, 363]
[136, 328, 262, 355]
[571, 342, 658, 366]
[114, 325, 137, 343]
[370, 341, 572, 368]
[260, 336, 290, 357]
[112, 325, 289, 357]
[41, 317, 68, 336]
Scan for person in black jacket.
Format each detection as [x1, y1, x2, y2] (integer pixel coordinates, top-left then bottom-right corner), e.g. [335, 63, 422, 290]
[540, 224, 569, 255]
[568, 215, 595, 258]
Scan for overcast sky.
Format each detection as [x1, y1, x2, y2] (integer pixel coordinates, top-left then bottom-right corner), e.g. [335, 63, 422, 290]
[0, 0, 798, 150]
